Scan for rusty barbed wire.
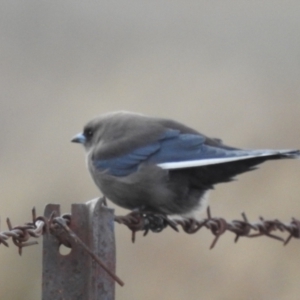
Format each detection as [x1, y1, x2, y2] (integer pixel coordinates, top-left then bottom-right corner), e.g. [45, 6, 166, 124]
[1, 207, 300, 253]
[0, 208, 69, 254]
[114, 207, 300, 248]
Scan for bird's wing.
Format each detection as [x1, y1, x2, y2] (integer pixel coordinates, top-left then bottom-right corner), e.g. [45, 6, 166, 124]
[93, 129, 299, 176]
[93, 142, 160, 176]
[150, 133, 278, 168]
[156, 134, 299, 169]
[93, 130, 178, 176]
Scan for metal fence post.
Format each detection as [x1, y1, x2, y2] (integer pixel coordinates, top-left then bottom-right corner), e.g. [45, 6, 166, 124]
[42, 198, 116, 300]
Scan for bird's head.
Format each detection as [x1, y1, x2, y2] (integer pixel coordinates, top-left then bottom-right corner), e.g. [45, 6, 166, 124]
[71, 114, 110, 152]
[71, 111, 150, 153]
[71, 125, 95, 150]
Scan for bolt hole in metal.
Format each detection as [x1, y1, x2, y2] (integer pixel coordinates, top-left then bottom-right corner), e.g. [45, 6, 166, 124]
[59, 243, 72, 255]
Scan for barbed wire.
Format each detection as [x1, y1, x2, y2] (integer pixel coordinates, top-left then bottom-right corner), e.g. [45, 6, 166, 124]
[115, 207, 300, 248]
[0, 206, 299, 285]
[0, 208, 48, 255]
[1, 207, 299, 252]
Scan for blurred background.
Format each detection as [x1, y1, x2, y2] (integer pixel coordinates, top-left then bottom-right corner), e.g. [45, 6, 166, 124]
[1, 1, 300, 299]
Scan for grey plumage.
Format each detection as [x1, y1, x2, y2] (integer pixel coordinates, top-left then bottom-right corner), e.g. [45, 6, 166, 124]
[71, 111, 299, 217]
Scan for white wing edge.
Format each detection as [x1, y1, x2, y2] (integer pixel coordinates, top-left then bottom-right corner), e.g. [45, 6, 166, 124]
[157, 149, 299, 170]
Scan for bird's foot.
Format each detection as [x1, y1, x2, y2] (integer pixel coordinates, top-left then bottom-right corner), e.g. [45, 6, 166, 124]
[129, 208, 178, 233]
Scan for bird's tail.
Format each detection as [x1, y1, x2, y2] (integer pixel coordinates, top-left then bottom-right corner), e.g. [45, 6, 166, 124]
[186, 149, 299, 187]
[255, 149, 300, 161]
[159, 149, 300, 170]
[273, 149, 300, 159]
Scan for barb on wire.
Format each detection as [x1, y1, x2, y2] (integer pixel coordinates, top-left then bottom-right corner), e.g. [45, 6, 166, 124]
[0, 208, 46, 255]
[114, 207, 300, 248]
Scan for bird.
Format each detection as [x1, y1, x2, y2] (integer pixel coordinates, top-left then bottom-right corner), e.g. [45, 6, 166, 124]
[71, 111, 299, 218]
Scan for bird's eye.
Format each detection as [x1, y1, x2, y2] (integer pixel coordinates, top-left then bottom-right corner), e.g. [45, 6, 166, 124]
[84, 128, 93, 139]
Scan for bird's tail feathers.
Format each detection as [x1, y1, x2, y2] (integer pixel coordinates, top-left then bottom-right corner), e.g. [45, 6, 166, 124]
[275, 149, 300, 158]
[158, 149, 300, 170]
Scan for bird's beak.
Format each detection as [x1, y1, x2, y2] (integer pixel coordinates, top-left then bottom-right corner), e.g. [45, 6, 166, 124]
[71, 133, 86, 144]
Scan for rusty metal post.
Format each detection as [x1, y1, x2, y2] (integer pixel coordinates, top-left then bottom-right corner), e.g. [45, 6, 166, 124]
[42, 198, 116, 300]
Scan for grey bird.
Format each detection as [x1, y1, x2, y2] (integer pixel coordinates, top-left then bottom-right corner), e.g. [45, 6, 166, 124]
[71, 111, 299, 218]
